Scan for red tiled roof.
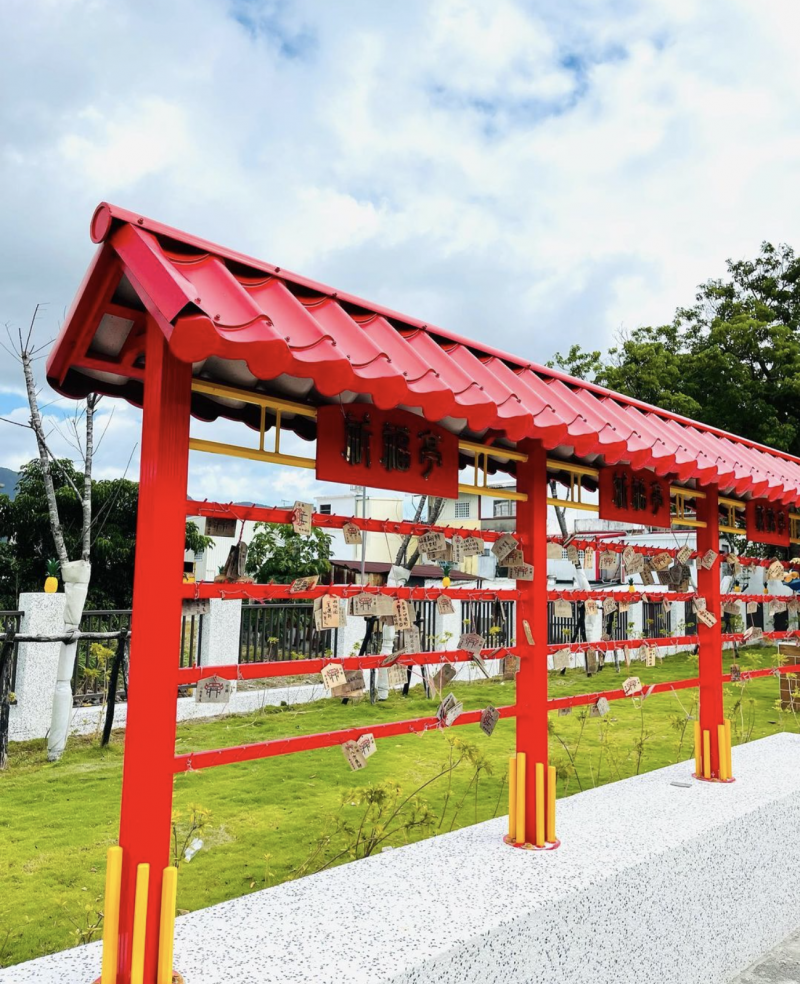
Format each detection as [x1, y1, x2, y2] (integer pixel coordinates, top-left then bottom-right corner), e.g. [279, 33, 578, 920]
[46, 202, 800, 503]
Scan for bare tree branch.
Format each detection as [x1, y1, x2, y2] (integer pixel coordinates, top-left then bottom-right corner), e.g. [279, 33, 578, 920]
[81, 394, 96, 560]
[394, 494, 427, 567]
[20, 346, 69, 567]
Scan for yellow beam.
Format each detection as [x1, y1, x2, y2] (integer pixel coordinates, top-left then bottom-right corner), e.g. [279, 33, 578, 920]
[458, 439, 528, 463]
[670, 485, 706, 499]
[547, 498, 598, 512]
[720, 496, 745, 511]
[459, 483, 528, 502]
[546, 458, 600, 478]
[671, 518, 707, 528]
[191, 379, 317, 417]
[189, 437, 315, 469]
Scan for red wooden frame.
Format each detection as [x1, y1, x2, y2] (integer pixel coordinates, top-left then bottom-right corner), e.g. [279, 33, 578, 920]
[42, 205, 800, 983]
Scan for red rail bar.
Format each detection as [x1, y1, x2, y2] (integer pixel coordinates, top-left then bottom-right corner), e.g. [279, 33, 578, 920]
[550, 591, 798, 603]
[547, 635, 700, 652]
[549, 629, 800, 653]
[173, 704, 518, 773]
[186, 499, 509, 541]
[548, 677, 701, 710]
[173, 662, 800, 774]
[178, 647, 513, 684]
[547, 535, 786, 568]
[183, 582, 521, 601]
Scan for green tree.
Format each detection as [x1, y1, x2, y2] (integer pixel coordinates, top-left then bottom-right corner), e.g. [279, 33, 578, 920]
[245, 522, 332, 583]
[549, 242, 800, 454]
[0, 460, 215, 608]
[185, 520, 214, 556]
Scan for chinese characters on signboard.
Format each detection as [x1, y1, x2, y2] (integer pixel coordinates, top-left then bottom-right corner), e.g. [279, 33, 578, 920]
[598, 465, 671, 529]
[315, 405, 459, 497]
[745, 498, 790, 547]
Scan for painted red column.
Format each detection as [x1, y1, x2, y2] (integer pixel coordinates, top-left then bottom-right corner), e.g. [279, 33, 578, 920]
[116, 321, 191, 982]
[515, 439, 550, 842]
[696, 486, 724, 779]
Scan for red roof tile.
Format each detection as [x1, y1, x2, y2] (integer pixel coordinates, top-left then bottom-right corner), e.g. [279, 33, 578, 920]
[46, 202, 800, 503]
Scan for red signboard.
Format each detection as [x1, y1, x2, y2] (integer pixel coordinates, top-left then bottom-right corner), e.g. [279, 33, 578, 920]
[598, 465, 671, 529]
[316, 404, 459, 498]
[745, 498, 790, 546]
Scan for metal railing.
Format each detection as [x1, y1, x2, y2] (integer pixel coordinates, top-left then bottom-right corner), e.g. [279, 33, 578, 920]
[548, 601, 629, 645]
[239, 603, 337, 663]
[71, 610, 203, 705]
[642, 600, 672, 639]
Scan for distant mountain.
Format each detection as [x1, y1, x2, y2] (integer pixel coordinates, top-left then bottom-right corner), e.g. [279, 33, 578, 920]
[0, 467, 19, 499]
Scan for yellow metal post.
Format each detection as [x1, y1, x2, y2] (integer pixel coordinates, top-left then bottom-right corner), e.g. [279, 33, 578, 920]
[157, 866, 178, 984]
[717, 724, 729, 781]
[515, 753, 526, 845]
[725, 718, 733, 778]
[703, 731, 711, 780]
[100, 846, 123, 984]
[130, 863, 150, 984]
[535, 762, 545, 848]
[694, 721, 702, 776]
[546, 765, 556, 843]
[508, 757, 517, 842]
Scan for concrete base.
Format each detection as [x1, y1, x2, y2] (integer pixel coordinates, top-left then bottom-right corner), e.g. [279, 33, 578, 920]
[5, 733, 800, 984]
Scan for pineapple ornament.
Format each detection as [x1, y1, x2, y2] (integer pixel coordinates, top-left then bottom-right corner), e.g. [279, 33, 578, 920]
[44, 559, 60, 593]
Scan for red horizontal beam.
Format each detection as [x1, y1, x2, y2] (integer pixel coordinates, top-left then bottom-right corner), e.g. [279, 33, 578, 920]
[183, 582, 521, 601]
[548, 590, 795, 603]
[173, 704, 518, 772]
[551, 590, 695, 603]
[177, 647, 513, 684]
[547, 676, 701, 710]
[548, 635, 699, 653]
[171, 659, 800, 773]
[549, 535, 786, 568]
[724, 662, 800, 682]
[186, 499, 509, 542]
[550, 629, 800, 653]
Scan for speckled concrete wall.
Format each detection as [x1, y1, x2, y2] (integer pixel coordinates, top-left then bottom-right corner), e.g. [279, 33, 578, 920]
[5, 732, 800, 984]
[9, 593, 66, 742]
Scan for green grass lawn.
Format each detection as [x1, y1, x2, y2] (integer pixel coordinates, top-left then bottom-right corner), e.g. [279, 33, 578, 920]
[1, 646, 795, 968]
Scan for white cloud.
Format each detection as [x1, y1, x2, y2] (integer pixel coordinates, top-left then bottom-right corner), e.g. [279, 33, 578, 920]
[59, 99, 192, 191]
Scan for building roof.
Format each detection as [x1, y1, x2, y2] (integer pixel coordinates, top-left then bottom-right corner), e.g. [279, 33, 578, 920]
[46, 202, 800, 503]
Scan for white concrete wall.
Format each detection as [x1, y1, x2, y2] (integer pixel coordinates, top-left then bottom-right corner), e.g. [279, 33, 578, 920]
[9, 733, 800, 984]
[9, 593, 66, 742]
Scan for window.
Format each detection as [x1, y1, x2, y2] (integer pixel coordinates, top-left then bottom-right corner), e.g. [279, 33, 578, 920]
[319, 503, 331, 515]
[493, 500, 516, 518]
[454, 500, 471, 519]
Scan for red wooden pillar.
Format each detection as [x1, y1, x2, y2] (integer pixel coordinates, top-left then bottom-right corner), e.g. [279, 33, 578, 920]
[116, 321, 191, 982]
[696, 486, 725, 779]
[514, 439, 551, 843]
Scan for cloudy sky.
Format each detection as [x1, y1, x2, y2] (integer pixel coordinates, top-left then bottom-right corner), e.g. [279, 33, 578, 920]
[2, 0, 800, 503]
